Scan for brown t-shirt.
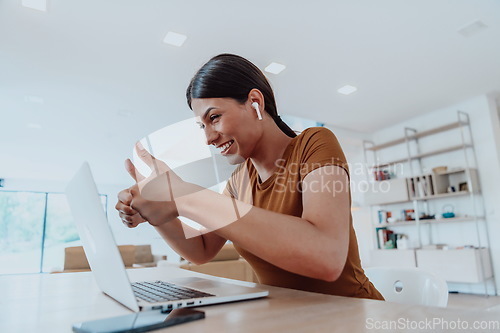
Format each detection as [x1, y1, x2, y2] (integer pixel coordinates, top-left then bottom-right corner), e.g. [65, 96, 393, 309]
[225, 127, 383, 300]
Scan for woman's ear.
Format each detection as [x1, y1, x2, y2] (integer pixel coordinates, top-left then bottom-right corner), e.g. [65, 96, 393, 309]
[247, 89, 265, 112]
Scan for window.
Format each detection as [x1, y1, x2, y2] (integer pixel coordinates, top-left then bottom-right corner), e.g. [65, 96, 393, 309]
[281, 114, 324, 133]
[0, 190, 107, 274]
[0, 192, 45, 274]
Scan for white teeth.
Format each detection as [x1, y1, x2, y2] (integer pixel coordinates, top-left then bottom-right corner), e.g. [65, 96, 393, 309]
[219, 140, 234, 153]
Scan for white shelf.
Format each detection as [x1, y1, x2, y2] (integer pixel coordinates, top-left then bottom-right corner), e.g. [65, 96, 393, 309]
[368, 190, 472, 206]
[411, 190, 470, 200]
[372, 144, 472, 169]
[374, 216, 484, 228]
[435, 168, 466, 175]
[366, 121, 469, 152]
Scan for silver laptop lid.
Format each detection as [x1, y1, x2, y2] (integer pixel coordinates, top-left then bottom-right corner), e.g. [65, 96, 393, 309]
[65, 162, 140, 312]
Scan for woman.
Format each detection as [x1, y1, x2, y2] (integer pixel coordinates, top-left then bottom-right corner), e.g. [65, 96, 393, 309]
[116, 54, 383, 300]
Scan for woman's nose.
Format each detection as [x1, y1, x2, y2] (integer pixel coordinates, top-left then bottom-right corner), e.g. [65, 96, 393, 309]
[204, 127, 219, 146]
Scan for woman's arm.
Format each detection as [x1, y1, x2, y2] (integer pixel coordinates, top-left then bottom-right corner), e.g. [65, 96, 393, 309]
[116, 155, 227, 265]
[117, 188, 228, 264]
[148, 164, 350, 282]
[153, 221, 227, 265]
[124, 143, 350, 280]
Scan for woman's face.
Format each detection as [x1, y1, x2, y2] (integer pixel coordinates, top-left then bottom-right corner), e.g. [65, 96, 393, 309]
[191, 97, 260, 164]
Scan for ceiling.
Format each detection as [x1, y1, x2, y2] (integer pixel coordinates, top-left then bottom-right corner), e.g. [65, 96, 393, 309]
[1, 0, 500, 185]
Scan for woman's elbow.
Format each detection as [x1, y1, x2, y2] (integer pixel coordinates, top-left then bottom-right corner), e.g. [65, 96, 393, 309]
[183, 254, 212, 266]
[189, 258, 207, 266]
[320, 265, 343, 282]
[317, 252, 346, 282]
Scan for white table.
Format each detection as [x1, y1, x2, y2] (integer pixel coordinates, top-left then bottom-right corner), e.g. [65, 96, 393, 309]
[1, 266, 498, 332]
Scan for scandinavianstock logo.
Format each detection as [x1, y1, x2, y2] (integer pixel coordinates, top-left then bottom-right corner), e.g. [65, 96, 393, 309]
[131, 119, 396, 238]
[131, 118, 251, 239]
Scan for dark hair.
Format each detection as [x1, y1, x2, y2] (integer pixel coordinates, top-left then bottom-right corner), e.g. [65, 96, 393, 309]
[186, 54, 297, 138]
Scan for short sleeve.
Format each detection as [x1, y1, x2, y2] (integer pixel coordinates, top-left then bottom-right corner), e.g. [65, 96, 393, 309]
[222, 180, 234, 198]
[297, 127, 350, 181]
[222, 162, 254, 204]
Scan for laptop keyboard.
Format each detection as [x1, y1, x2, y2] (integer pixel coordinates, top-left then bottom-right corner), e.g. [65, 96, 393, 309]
[132, 281, 214, 303]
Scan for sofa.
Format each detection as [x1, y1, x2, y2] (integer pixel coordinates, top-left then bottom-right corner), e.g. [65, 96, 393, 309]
[60, 244, 162, 273]
[180, 243, 258, 283]
[60, 243, 258, 283]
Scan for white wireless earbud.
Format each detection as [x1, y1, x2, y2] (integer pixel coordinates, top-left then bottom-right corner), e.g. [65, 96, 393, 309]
[251, 102, 263, 120]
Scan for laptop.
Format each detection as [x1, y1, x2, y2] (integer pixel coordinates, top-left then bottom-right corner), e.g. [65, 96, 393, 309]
[65, 162, 268, 312]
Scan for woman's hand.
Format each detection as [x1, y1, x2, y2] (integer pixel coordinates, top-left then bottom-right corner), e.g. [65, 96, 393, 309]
[129, 183, 179, 226]
[115, 142, 182, 227]
[116, 185, 147, 228]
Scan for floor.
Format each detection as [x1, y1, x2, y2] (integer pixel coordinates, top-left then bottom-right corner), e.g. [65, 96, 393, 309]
[447, 293, 500, 311]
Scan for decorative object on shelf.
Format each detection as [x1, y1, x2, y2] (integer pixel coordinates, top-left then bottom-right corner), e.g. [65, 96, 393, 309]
[387, 217, 397, 223]
[373, 169, 397, 181]
[459, 182, 468, 192]
[396, 235, 409, 250]
[441, 204, 455, 219]
[447, 185, 456, 193]
[384, 239, 395, 249]
[456, 245, 476, 250]
[378, 210, 392, 223]
[401, 209, 415, 221]
[432, 166, 448, 174]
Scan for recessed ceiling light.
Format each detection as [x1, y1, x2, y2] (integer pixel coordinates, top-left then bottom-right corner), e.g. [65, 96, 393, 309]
[117, 110, 133, 117]
[264, 62, 286, 75]
[163, 32, 187, 47]
[24, 95, 44, 104]
[458, 20, 488, 37]
[22, 0, 47, 12]
[337, 85, 358, 95]
[27, 123, 42, 129]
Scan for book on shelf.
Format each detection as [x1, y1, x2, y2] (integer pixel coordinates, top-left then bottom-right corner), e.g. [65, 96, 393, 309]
[409, 178, 416, 197]
[377, 210, 392, 223]
[376, 227, 386, 249]
[376, 227, 407, 250]
[373, 169, 392, 181]
[408, 175, 438, 198]
[417, 178, 426, 197]
[427, 175, 434, 195]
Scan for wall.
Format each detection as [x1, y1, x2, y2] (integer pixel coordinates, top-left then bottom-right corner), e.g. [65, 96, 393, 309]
[363, 94, 500, 295]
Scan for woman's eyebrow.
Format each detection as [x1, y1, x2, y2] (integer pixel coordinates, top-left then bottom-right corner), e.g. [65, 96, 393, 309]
[202, 107, 218, 120]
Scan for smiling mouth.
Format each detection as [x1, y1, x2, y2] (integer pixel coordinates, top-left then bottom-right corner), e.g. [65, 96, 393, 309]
[218, 140, 234, 154]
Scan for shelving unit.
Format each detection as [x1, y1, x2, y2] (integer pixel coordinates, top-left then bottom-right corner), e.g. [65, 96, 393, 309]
[376, 216, 483, 228]
[369, 145, 473, 168]
[363, 111, 495, 296]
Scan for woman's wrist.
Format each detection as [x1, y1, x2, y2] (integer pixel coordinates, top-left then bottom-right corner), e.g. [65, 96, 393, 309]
[134, 199, 179, 227]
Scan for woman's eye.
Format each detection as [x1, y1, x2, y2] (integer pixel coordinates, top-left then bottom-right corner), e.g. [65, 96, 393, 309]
[198, 114, 220, 129]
